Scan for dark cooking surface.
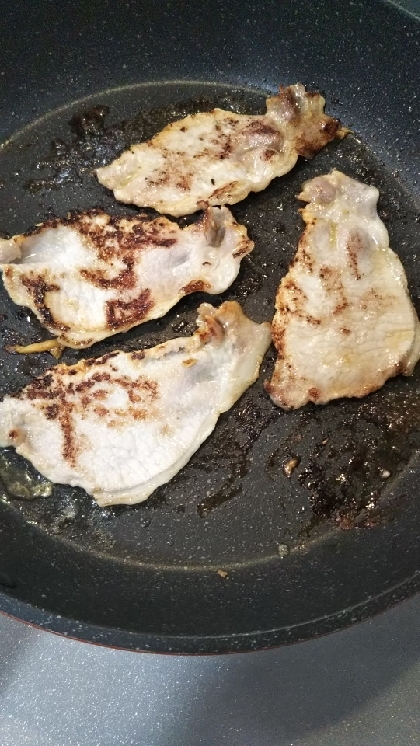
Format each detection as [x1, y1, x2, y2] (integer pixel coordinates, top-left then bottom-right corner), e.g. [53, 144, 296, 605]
[1, 83, 420, 562]
[0, 0, 419, 652]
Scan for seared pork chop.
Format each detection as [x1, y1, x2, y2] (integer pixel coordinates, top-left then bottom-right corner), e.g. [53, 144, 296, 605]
[0, 302, 270, 506]
[96, 84, 342, 216]
[267, 171, 420, 409]
[0, 207, 252, 348]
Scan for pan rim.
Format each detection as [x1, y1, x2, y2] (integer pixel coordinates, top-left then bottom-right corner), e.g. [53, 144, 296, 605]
[1, 571, 420, 654]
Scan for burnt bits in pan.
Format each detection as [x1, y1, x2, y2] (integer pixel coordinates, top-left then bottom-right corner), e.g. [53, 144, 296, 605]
[0, 82, 419, 567]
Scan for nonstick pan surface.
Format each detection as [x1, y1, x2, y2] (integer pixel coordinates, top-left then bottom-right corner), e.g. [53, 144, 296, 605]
[0, 0, 419, 653]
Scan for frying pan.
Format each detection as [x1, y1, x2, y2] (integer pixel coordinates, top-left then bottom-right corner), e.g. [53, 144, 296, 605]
[0, 0, 420, 654]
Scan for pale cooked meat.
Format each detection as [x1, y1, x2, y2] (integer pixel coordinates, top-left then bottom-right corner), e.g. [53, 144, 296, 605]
[266, 170, 420, 409]
[96, 84, 341, 216]
[0, 207, 252, 349]
[0, 302, 270, 506]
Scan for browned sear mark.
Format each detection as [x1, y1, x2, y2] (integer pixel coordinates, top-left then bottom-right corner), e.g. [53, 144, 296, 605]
[181, 279, 210, 295]
[210, 181, 238, 200]
[106, 289, 154, 329]
[333, 301, 349, 315]
[262, 148, 277, 160]
[271, 327, 285, 357]
[295, 116, 340, 159]
[130, 351, 145, 361]
[18, 356, 159, 468]
[308, 387, 320, 401]
[20, 276, 69, 332]
[233, 238, 252, 258]
[80, 260, 136, 290]
[346, 231, 363, 280]
[93, 406, 108, 417]
[44, 403, 59, 420]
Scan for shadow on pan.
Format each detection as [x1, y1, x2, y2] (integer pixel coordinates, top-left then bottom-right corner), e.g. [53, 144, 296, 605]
[0, 0, 420, 653]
